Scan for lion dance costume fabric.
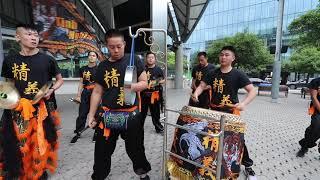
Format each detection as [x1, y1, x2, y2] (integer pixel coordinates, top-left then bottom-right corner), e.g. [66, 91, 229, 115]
[168, 106, 245, 180]
[0, 99, 60, 179]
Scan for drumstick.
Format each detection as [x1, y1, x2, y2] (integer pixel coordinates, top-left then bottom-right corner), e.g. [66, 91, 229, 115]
[69, 98, 80, 104]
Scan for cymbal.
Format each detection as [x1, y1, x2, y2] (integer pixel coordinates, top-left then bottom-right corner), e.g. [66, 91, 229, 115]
[124, 66, 137, 105]
[32, 81, 53, 104]
[0, 81, 20, 109]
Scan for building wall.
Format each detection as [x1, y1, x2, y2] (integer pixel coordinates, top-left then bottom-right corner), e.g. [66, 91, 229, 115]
[186, 0, 318, 56]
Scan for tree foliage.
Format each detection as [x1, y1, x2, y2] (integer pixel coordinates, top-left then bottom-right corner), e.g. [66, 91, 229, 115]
[288, 47, 320, 74]
[287, 3, 320, 75]
[167, 51, 175, 70]
[207, 32, 273, 74]
[288, 8, 320, 48]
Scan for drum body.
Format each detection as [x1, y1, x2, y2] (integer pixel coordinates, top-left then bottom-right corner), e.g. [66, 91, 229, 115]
[168, 106, 246, 180]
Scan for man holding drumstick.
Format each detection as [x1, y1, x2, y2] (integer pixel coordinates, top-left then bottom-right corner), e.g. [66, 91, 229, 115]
[192, 46, 257, 180]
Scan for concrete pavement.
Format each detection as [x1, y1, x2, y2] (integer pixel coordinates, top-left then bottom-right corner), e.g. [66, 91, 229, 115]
[50, 89, 319, 180]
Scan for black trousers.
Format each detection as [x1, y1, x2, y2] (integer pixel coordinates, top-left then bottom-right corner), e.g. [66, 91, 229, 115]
[242, 142, 253, 167]
[91, 112, 151, 179]
[188, 90, 210, 109]
[299, 113, 320, 149]
[74, 89, 92, 134]
[141, 94, 163, 131]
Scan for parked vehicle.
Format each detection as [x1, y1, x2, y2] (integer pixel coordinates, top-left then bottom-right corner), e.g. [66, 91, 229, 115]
[249, 78, 270, 86]
[286, 78, 315, 89]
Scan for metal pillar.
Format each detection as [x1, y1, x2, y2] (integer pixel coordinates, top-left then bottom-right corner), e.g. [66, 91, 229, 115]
[0, 17, 4, 80]
[271, 0, 285, 102]
[151, 0, 167, 60]
[175, 44, 183, 89]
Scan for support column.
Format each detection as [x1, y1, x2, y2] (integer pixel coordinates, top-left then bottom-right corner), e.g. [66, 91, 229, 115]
[151, 0, 167, 63]
[0, 17, 4, 80]
[175, 44, 183, 89]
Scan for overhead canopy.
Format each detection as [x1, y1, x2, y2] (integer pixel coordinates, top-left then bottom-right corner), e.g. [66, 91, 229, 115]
[86, 0, 209, 44]
[168, 0, 209, 43]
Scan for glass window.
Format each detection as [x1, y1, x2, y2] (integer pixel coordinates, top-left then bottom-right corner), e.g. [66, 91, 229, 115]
[260, 18, 267, 35]
[287, 1, 295, 14]
[303, 0, 312, 12]
[237, 23, 243, 33]
[255, 20, 261, 33]
[227, 11, 232, 25]
[261, 2, 267, 19]
[213, 1, 218, 13]
[249, 21, 255, 32]
[287, 14, 295, 25]
[239, 8, 245, 23]
[283, 16, 288, 32]
[249, 5, 255, 21]
[218, 13, 223, 26]
[244, 6, 250, 22]
[267, 1, 275, 18]
[212, 28, 217, 40]
[296, 0, 304, 13]
[217, 26, 223, 38]
[255, 4, 262, 20]
[213, 14, 218, 27]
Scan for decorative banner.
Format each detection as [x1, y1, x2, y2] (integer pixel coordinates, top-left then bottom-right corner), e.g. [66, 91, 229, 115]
[32, 0, 104, 59]
[168, 106, 245, 180]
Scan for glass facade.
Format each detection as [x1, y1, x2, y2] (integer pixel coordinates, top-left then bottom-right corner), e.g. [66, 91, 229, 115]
[186, 0, 318, 57]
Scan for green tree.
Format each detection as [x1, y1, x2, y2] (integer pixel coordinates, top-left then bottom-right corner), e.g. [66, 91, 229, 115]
[289, 47, 320, 82]
[167, 51, 175, 70]
[288, 8, 320, 48]
[207, 32, 273, 74]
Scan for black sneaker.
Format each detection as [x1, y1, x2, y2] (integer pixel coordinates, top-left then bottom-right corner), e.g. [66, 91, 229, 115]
[39, 171, 48, 180]
[244, 167, 257, 180]
[140, 175, 150, 180]
[92, 133, 97, 143]
[296, 148, 308, 157]
[318, 143, 320, 153]
[70, 133, 80, 143]
[156, 129, 164, 134]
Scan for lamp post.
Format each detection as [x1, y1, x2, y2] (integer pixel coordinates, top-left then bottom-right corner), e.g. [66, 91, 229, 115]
[271, 0, 285, 102]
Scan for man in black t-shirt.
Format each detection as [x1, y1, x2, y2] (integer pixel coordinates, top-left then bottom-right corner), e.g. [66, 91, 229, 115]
[189, 51, 215, 109]
[192, 46, 257, 180]
[87, 29, 151, 180]
[141, 52, 165, 133]
[0, 24, 63, 179]
[297, 77, 320, 157]
[70, 51, 98, 143]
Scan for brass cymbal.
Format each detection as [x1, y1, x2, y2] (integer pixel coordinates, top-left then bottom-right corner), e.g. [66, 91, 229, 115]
[32, 81, 53, 104]
[0, 81, 20, 109]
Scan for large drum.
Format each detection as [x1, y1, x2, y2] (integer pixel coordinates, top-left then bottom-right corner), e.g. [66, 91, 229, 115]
[168, 106, 246, 180]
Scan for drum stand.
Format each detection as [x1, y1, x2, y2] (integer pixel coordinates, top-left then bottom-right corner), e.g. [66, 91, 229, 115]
[129, 27, 226, 180]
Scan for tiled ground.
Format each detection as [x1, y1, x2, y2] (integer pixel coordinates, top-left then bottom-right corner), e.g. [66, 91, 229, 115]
[50, 89, 320, 180]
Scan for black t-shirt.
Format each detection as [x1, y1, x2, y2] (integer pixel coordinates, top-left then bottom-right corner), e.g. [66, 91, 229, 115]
[203, 68, 251, 106]
[79, 65, 97, 86]
[94, 54, 144, 109]
[1, 52, 60, 100]
[308, 77, 320, 106]
[143, 65, 164, 92]
[192, 63, 215, 87]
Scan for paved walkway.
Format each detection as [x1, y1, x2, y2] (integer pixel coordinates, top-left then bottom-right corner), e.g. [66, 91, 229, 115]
[50, 89, 319, 180]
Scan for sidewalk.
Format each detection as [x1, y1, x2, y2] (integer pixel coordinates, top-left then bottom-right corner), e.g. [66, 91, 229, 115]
[51, 89, 319, 180]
